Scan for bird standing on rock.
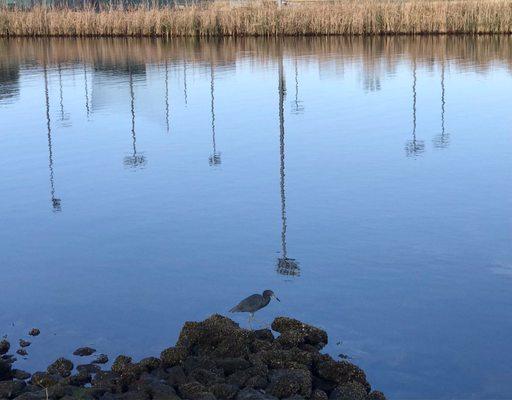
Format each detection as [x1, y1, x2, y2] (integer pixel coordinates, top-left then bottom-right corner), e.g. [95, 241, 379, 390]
[229, 290, 280, 329]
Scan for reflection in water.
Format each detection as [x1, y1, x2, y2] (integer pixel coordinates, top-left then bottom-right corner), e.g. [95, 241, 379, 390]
[209, 64, 221, 166]
[165, 60, 170, 133]
[57, 63, 70, 125]
[405, 59, 425, 157]
[291, 59, 304, 115]
[0, 61, 20, 103]
[276, 53, 300, 277]
[123, 67, 146, 168]
[43, 63, 62, 212]
[83, 63, 90, 119]
[183, 59, 188, 106]
[433, 62, 449, 149]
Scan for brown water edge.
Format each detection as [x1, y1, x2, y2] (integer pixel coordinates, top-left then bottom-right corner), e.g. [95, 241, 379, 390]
[1, 35, 512, 76]
[1, 0, 512, 37]
[0, 315, 386, 400]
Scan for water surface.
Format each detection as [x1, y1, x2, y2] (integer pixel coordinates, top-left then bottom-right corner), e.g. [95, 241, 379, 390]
[1, 36, 511, 399]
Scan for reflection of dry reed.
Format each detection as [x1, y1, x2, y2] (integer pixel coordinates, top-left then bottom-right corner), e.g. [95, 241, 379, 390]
[1, 0, 512, 37]
[1, 36, 511, 74]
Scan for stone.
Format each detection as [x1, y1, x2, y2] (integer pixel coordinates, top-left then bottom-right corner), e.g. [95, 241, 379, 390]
[271, 318, 327, 349]
[0, 340, 10, 355]
[311, 389, 328, 400]
[166, 366, 187, 387]
[13, 369, 31, 380]
[76, 364, 101, 374]
[214, 358, 251, 375]
[28, 329, 40, 337]
[19, 340, 31, 348]
[236, 387, 278, 400]
[139, 357, 161, 372]
[0, 380, 26, 398]
[0, 358, 12, 381]
[329, 382, 367, 400]
[209, 383, 239, 400]
[111, 355, 133, 373]
[315, 357, 370, 392]
[267, 369, 312, 398]
[73, 347, 96, 357]
[16, 349, 28, 357]
[30, 372, 59, 388]
[160, 346, 188, 368]
[93, 354, 109, 364]
[367, 391, 387, 400]
[47, 358, 74, 378]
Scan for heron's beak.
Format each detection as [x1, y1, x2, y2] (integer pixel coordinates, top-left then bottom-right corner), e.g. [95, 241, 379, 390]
[274, 295, 281, 302]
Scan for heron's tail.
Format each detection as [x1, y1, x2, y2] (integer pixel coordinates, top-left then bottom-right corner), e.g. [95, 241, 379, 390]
[229, 304, 241, 313]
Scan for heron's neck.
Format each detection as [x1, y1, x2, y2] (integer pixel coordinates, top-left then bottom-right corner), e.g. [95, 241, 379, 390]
[262, 295, 271, 306]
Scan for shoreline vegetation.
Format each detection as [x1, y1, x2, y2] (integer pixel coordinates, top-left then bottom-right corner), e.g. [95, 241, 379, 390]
[1, 0, 512, 37]
[0, 315, 386, 400]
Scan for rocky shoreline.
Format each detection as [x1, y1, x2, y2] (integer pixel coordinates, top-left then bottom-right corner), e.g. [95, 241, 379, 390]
[1, 315, 385, 400]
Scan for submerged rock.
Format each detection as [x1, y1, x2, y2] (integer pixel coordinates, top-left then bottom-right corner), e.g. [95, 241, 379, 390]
[28, 329, 40, 337]
[12, 369, 31, 380]
[19, 340, 31, 348]
[93, 354, 109, 364]
[16, 349, 28, 357]
[73, 347, 96, 357]
[47, 358, 74, 378]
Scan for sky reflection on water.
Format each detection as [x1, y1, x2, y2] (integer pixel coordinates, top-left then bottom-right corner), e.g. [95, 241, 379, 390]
[0, 36, 511, 399]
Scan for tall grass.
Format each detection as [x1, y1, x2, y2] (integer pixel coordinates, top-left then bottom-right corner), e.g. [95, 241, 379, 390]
[1, 0, 512, 37]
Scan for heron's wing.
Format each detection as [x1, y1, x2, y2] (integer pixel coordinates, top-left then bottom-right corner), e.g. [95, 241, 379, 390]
[229, 294, 261, 313]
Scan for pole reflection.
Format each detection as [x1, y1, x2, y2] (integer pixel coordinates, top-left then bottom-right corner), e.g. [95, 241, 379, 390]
[405, 59, 425, 157]
[123, 66, 146, 168]
[209, 63, 221, 166]
[276, 51, 300, 277]
[433, 62, 449, 149]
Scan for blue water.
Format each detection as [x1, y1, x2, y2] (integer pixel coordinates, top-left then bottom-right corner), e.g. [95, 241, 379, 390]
[0, 37, 511, 399]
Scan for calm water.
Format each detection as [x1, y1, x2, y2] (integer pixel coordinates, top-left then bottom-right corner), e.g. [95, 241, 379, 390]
[1, 37, 511, 399]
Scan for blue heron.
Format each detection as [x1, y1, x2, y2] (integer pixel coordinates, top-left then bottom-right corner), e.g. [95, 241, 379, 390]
[229, 290, 280, 329]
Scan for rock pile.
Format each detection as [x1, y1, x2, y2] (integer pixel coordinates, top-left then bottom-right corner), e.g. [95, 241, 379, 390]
[0, 315, 385, 400]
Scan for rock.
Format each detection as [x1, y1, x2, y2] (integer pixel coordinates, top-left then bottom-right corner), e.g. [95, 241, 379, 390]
[367, 391, 387, 400]
[257, 348, 313, 370]
[73, 347, 96, 357]
[93, 354, 109, 364]
[28, 329, 40, 337]
[13, 369, 31, 380]
[91, 371, 117, 392]
[161, 346, 188, 367]
[111, 355, 132, 373]
[236, 387, 278, 400]
[0, 358, 12, 381]
[178, 381, 206, 398]
[0, 340, 10, 355]
[214, 358, 251, 375]
[2, 354, 17, 364]
[315, 357, 370, 393]
[139, 357, 161, 372]
[47, 382, 74, 398]
[66, 370, 92, 387]
[30, 372, 59, 388]
[16, 349, 28, 357]
[47, 358, 74, 378]
[253, 329, 274, 342]
[209, 383, 239, 400]
[0, 380, 26, 398]
[76, 364, 101, 374]
[183, 356, 218, 374]
[177, 314, 253, 358]
[13, 392, 46, 400]
[148, 382, 180, 400]
[311, 389, 328, 400]
[166, 365, 187, 387]
[19, 340, 31, 348]
[267, 369, 312, 398]
[271, 318, 327, 349]
[329, 383, 368, 400]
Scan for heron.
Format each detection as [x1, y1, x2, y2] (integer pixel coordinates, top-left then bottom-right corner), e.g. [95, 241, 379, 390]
[229, 290, 280, 329]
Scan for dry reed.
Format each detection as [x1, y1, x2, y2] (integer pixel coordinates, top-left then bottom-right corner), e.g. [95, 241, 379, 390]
[1, 0, 512, 37]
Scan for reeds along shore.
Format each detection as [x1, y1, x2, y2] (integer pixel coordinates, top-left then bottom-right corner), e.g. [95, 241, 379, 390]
[1, 0, 512, 37]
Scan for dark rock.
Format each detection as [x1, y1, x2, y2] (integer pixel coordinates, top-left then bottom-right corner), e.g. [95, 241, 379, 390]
[329, 383, 367, 400]
[0, 380, 26, 398]
[28, 329, 40, 337]
[19, 340, 31, 348]
[47, 357, 74, 378]
[139, 357, 161, 372]
[271, 318, 327, 350]
[30, 372, 59, 388]
[267, 369, 312, 399]
[226, 364, 268, 388]
[148, 382, 180, 400]
[93, 354, 109, 365]
[183, 356, 218, 374]
[236, 387, 278, 400]
[189, 368, 223, 386]
[209, 383, 239, 400]
[166, 366, 187, 387]
[111, 355, 132, 374]
[16, 349, 28, 357]
[311, 389, 328, 400]
[178, 381, 207, 399]
[161, 346, 188, 368]
[257, 348, 313, 370]
[311, 376, 336, 394]
[214, 358, 251, 375]
[13, 369, 31, 380]
[47, 382, 74, 398]
[76, 364, 101, 374]
[73, 347, 96, 357]
[91, 371, 117, 392]
[66, 370, 92, 386]
[0, 340, 10, 355]
[253, 330, 274, 342]
[367, 391, 387, 400]
[13, 392, 46, 400]
[115, 390, 151, 400]
[177, 314, 253, 358]
[0, 358, 12, 381]
[315, 357, 370, 393]
[244, 375, 268, 390]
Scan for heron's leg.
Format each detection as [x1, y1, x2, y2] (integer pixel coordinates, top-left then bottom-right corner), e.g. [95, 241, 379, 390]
[248, 313, 254, 330]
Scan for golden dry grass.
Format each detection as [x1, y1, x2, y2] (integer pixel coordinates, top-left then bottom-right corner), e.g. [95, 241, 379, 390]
[1, 0, 512, 37]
